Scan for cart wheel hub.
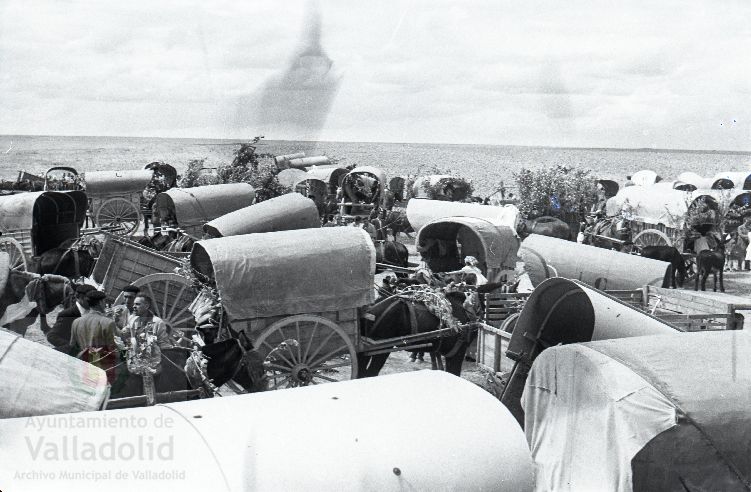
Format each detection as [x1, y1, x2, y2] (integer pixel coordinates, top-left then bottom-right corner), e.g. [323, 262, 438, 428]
[291, 364, 312, 384]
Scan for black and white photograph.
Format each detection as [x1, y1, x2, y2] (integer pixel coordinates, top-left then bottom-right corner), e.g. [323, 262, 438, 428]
[1, 1, 750, 490]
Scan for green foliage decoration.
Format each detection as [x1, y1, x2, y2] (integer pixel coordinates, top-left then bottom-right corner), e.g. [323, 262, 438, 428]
[513, 165, 598, 219]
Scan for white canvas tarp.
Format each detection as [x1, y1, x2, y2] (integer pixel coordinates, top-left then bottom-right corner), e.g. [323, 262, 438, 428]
[523, 331, 751, 491]
[519, 235, 670, 290]
[0, 371, 535, 492]
[191, 227, 375, 321]
[605, 186, 690, 227]
[522, 343, 677, 491]
[407, 198, 520, 233]
[0, 329, 109, 418]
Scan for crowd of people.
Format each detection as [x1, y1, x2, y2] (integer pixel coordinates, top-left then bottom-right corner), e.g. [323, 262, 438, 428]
[43, 283, 173, 387]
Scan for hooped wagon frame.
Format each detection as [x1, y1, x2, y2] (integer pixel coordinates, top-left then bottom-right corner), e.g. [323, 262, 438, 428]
[339, 166, 387, 219]
[0, 190, 87, 272]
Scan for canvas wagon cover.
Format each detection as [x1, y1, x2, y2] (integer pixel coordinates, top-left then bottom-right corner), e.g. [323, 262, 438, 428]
[712, 171, 751, 190]
[343, 166, 387, 193]
[191, 227, 375, 320]
[0, 329, 108, 418]
[416, 216, 519, 271]
[156, 183, 255, 236]
[203, 193, 320, 238]
[523, 332, 751, 491]
[407, 198, 520, 233]
[83, 170, 153, 195]
[302, 165, 348, 187]
[0, 191, 87, 231]
[606, 186, 690, 227]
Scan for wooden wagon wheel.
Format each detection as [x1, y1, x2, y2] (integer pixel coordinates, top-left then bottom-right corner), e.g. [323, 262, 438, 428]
[254, 314, 358, 390]
[96, 197, 140, 236]
[114, 273, 196, 344]
[0, 237, 28, 272]
[633, 229, 672, 248]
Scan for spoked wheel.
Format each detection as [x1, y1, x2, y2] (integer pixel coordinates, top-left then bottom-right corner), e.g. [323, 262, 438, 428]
[0, 237, 28, 272]
[96, 197, 140, 235]
[114, 273, 196, 344]
[633, 229, 672, 249]
[254, 315, 358, 390]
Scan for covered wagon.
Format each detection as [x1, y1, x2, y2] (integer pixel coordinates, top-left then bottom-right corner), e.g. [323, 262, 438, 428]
[0, 328, 109, 418]
[406, 198, 520, 233]
[203, 193, 320, 238]
[416, 216, 519, 284]
[293, 165, 348, 216]
[339, 166, 387, 218]
[523, 331, 751, 491]
[710, 171, 751, 190]
[0, 371, 535, 491]
[153, 183, 256, 239]
[0, 190, 87, 271]
[190, 227, 375, 388]
[84, 169, 153, 235]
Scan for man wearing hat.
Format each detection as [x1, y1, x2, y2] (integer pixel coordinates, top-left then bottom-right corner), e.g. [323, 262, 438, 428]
[70, 290, 120, 381]
[47, 283, 96, 354]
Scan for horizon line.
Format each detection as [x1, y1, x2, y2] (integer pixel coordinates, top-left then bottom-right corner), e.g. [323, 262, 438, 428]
[1, 132, 750, 156]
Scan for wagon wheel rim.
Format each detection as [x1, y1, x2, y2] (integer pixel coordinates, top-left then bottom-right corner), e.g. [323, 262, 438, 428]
[633, 229, 672, 248]
[114, 273, 197, 344]
[0, 237, 28, 272]
[255, 315, 358, 390]
[96, 197, 140, 235]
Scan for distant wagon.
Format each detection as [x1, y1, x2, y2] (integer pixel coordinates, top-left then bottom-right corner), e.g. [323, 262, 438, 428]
[43, 165, 178, 236]
[293, 165, 348, 216]
[339, 166, 387, 218]
[603, 185, 749, 250]
[0, 190, 87, 271]
[153, 183, 256, 239]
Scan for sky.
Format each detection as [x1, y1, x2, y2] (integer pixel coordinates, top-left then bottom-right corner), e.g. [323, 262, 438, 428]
[0, 0, 749, 150]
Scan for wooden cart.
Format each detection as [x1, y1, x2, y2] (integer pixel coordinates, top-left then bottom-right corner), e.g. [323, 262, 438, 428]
[476, 285, 751, 378]
[0, 190, 87, 272]
[91, 232, 196, 341]
[190, 227, 375, 389]
[83, 170, 154, 235]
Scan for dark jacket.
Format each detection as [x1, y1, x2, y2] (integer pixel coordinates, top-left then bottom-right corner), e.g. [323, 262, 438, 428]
[47, 305, 81, 354]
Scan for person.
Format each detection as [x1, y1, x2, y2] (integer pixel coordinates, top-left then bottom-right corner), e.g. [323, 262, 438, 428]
[362, 219, 377, 241]
[124, 295, 173, 350]
[47, 284, 96, 354]
[576, 223, 587, 243]
[120, 284, 140, 313]
[70, 290, 120, 382]
[459, 256, 488, 286]
[726, 232, 742, 271]
[413, 254, 439, 286]
[738, 219, 751, 270]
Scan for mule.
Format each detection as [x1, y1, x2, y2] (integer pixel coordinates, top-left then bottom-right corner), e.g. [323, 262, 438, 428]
[639, 245, 687, 288]
[374, 240, 409, 270]
[0, 271, 73, 337]
[518, 216, 571, 240]
[357, 291, 475, 378]
[31, 237, 101, 280]
[695, 249, 725, 292]
[378, 209, 413, 241]
[582, 216, 631, 251]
